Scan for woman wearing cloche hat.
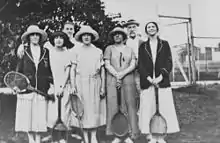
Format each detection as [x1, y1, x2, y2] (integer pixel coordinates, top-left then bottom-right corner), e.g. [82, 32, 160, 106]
[138, 20, 180, 143]
[104, 26, 140, 143]
[69, 25, 106, 143]
[15, 25, 53, 143]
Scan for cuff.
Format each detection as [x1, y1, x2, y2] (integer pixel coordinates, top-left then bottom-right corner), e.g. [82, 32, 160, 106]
[160, 68, 169, 77]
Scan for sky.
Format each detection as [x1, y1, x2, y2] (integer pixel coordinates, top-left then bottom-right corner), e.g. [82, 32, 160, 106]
[102, 0, 220, 48]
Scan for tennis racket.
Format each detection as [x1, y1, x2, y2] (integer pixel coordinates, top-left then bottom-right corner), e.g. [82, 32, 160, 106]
[4, 71, 55, 101]
[111, 85, 129, 137]
[69, 92, 85, 143]
[51, 93, 69, 142]
[149, 85, 167, 138]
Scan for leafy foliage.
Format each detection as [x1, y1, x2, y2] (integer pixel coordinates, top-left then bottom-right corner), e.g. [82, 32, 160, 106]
[0, 0, 121, 87]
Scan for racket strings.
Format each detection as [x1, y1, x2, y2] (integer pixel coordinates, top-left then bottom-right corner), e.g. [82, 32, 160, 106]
[111, 114, 129, 136]
[4, 72, 28, 91]
[150, 116, 167, 134]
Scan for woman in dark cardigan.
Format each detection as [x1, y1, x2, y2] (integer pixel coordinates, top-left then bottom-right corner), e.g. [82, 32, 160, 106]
[138, 21, 179, 143]
[15, 25, 53, 143]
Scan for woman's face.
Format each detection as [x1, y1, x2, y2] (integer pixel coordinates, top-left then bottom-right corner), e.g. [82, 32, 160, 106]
[82, 33, 92, 45]
[62, 23, 75, 38]
[113, 33, 123, 43]
[54, 36, 64, 48]
[146, 23, 158, 36]
[29, 33, 40, 44]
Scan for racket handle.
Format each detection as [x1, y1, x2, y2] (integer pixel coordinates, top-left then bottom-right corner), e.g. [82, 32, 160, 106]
[34, 89, 55, 101]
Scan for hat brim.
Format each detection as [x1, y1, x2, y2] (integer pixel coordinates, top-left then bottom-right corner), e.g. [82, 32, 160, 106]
[21, 29, 47, 43]
[75, 30, 99, 42]
[123, 22, 140, 27]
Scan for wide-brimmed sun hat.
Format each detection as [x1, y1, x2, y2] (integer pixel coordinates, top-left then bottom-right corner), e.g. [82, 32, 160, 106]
[49, 31, 74, 48]
[21, 25, 47, 42]
[75, 25, 99, 42]
[109, 27, 128, 41]
[123, 19, 140, 27]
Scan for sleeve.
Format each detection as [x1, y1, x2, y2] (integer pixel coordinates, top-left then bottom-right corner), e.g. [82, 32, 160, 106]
[138, 43, 150, 78]
[16, 56, 24, 73]
[131, 48, 136, 60]
[46, 50, 54, 84]
[160, 41, 173, 77]
[99, 49, 105, 67]
[103, 46, 111, 60]
[69, 48, 78, 66]
[16, 44, 25, 59]
[43, 41, 52, 50]
[16, 44, 24, 73]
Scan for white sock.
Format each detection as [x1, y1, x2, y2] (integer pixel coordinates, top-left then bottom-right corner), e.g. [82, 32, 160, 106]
[27, 133, 35, 143]
[83, 131, 89, 143]
[91, 130, 98, 143]
[35, 134, 41, 143]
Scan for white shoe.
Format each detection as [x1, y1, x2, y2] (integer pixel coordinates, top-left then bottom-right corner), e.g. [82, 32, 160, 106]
[157, 138, 167, 143]
[71, 133, 82, 140]
[41, 135, 52, 142]
[148, 138, 157, 143]
[111, 137, 121, 143]
[124, 137, 133, 143]
[59, 139, 67, 143]
[91, 135, 98, 143]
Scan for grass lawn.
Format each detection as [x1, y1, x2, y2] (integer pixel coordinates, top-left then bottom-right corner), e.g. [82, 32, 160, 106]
[1, 84, 220, 143]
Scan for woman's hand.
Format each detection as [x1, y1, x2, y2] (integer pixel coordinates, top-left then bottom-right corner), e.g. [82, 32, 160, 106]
[153, 74, 163, 85]
[100, 87, 105, 99]
[116, 79, 122, 89]
[55, 86, 65, 97]
[117, 71, 126, 80]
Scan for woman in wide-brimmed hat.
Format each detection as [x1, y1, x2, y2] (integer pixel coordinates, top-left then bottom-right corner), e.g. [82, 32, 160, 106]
[104, 26, 140, 143]
[69, 25, 106, 143]
[138, 20, 180, 143]
[15, 25, 53, 143]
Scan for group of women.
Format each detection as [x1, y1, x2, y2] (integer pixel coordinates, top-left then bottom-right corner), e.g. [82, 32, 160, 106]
[14, 20, 180, 143]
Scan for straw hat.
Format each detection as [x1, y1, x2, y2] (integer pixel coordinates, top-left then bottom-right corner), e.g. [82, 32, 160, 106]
[75, 25, 99, 42]
[123, 19, 140, 27]
[109, 27, 128, 41]
[49, 31, 74, 48]
[21, 25, 47, 42]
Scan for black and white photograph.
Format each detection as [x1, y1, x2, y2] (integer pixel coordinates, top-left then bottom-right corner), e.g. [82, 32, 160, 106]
[0, 0, 220, 143]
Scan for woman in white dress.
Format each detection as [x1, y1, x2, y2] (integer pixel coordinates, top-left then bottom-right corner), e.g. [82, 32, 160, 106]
[46, 31, 74, 131]
[138, 21, 180, 143]
[15, 25, 53, 143]
[70, 25, 106, 143]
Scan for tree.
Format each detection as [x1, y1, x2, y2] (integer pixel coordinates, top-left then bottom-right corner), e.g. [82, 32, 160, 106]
[0, 0, 121, 86]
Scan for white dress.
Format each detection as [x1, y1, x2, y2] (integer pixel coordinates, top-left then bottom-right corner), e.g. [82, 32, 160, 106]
[46, 45, 73, 129]
[138, 41, 180, 134]
[68, 44, 106, 129]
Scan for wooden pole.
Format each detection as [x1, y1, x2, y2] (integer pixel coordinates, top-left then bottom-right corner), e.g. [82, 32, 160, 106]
[186, 22, 192, 84]
[189, 4, 197, 84]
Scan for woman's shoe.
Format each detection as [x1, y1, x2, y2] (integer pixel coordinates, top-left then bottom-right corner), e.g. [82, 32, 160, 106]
[157, 138, 167, 143]
[111, 137, 121, 143]
[124, 137, 134, 143]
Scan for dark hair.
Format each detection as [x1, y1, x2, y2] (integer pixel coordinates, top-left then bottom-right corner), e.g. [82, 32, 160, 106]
[78, 33, 95, 43]
[145, 22, 159, 34]
[49, 31, 74, 49]
[27, 33, 42, 44]
[111, 31, 128, 41]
